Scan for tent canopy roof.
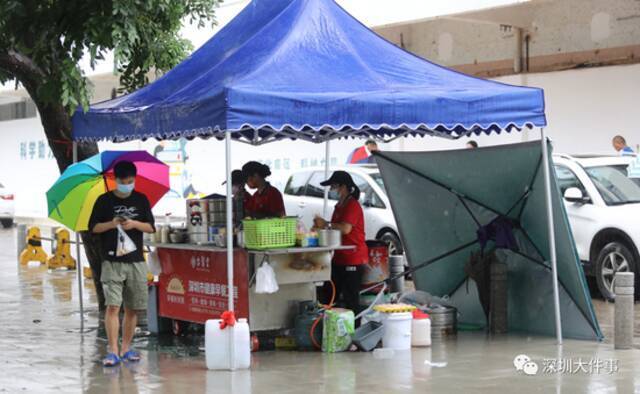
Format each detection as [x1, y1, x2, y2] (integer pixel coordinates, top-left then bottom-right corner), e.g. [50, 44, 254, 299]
[72, 0, 546, 144]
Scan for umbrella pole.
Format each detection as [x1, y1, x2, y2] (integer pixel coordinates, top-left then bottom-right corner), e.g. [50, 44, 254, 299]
[225, 130, 236, 370]
[540, 128, 562, 345]
[323, 140, 330, 217]
[73, 142, 84, 332]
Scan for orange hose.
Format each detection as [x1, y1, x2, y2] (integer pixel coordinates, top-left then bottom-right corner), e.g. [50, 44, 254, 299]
[310, 316, 322, 350]
[310, 280, 336, 350]
[323, 279, 337, 309]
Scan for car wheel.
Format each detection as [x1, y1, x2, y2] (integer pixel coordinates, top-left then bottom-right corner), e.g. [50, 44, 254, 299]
[379, 231, 403, 256]
[595, 242, 636, 301]
[1, 219, 13, 228]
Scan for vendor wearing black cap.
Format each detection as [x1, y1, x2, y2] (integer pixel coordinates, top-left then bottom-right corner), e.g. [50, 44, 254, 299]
[314, 171, 368, 316]
[242, 161, 286, 219]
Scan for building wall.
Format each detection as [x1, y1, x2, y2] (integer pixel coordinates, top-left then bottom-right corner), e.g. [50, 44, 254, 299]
[386, 63, 640, 155]
[375, 0, 640, 77]
[373, 0, 640, 154]
[0, 113, 369, 218]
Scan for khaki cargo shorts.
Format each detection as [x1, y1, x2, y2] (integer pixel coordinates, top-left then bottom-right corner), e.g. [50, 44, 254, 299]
[101, 261, 149, 310]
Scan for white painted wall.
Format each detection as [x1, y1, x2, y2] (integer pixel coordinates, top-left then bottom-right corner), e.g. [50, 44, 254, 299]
[502, 63, 639, 154]
[0, 117, 61, 217]
[0, 119, 369, 218]
[390, 63, 640, 154]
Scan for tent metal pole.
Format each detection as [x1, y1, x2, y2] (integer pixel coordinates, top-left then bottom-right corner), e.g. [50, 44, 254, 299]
[225, 131, 234, 313]
[540, 128, 563, 345]
[73, 141, 84, 332]
[225, 130, 236, 369]
[323, 140, 330, 217]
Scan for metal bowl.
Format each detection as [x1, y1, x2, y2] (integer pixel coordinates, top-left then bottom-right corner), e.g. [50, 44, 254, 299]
[169, 232, 186, 243]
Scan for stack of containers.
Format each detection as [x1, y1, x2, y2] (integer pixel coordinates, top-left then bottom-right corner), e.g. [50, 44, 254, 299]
[207, 198, 244, 244]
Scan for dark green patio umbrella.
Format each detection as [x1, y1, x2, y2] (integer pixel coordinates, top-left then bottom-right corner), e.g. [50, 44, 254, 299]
[375, 141, 602, 340]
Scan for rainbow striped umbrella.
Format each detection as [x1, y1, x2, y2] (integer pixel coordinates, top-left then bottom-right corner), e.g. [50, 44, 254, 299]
[47, 151, 169, 231]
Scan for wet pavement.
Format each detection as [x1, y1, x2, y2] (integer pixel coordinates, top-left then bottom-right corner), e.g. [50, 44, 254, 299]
[2, 226, 640, 393]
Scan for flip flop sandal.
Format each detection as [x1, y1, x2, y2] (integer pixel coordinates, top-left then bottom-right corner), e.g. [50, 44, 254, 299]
[122, 350, 141, 363]
[103, 353, 121, 367]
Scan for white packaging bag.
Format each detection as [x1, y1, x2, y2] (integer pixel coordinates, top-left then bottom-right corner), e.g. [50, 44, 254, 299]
[116, 224, 137, 257]
[148, 249, 162, 275]
[255, 262, 279, 294]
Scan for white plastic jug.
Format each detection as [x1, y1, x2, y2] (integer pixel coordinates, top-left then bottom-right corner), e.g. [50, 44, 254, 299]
[205, 318, 251, 370]
[411, 312, 431, 347]
[381, 312, 412, 350]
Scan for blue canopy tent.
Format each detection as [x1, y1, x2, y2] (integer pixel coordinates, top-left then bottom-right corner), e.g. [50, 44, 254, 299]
[72, 0, 545, 142]
[71, 0, 568, 351]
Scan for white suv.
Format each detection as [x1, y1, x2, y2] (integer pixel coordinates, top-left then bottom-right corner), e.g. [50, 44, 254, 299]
[553, 154, 640, 300]
[282, 165, 403, 255]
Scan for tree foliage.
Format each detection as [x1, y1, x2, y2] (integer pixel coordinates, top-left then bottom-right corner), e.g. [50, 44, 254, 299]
[0, 0, 219, 116]
[0, 0, 220, 309]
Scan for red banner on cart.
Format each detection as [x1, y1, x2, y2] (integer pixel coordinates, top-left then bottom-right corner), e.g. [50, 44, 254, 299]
[157, 248, 249, 324]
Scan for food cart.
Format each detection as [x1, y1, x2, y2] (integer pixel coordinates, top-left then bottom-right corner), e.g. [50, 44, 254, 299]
[147, 241, 352, 333]
[71, 0, 555, 348]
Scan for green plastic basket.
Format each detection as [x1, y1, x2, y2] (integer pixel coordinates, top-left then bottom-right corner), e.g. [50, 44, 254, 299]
[243, 217, 297, 250]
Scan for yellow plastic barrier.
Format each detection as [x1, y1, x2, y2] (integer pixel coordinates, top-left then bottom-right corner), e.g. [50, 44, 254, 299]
[47, 228, 76, 270]
[83, 266, 93, 279]
[19, 227, 48, 266]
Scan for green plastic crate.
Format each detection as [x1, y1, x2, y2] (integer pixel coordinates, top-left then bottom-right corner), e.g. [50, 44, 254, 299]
[243, 217, 297, 250]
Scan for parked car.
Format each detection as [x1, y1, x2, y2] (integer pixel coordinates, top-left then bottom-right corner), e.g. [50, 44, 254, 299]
[0, 182, 15, 228]
[553, 154, 640, 300]
[282, 165, 403, 255]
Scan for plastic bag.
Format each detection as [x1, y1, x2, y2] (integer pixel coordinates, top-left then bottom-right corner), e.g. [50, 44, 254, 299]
[148, 249, 161, 275]
[255, 262, 279, 294]
[398, 290, 455, 309]
[116, 224, 137, 257]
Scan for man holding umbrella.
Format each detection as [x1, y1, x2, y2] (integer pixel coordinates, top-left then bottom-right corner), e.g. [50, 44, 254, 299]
[89, 161, 156, 367]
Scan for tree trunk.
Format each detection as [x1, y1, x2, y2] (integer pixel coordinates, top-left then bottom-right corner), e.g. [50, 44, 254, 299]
[80, 231, 106, 310]
[2, 49, 105, 309]
[36, 102, 98, 170]
[37, 104, 106, 310]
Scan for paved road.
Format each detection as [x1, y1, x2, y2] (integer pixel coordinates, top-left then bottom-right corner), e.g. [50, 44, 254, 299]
[2, 227, 639, 393]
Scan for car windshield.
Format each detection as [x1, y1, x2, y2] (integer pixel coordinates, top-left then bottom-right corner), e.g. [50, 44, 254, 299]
[370, 173, 386, 195]
[585, 165, 640, 205]
[611, 165, 640, 188]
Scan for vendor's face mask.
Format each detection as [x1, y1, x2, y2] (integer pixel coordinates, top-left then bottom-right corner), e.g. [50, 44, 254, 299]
[246, 176, 258, 189]
[116, 180, 135, 195]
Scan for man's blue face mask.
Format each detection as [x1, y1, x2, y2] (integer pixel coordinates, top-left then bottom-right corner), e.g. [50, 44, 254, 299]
[116, 181, 135, 195]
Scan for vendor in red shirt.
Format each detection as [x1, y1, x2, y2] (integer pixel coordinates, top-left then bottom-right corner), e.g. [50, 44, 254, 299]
[314, 171, 368, 317]
[242, 161, 286, 219]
